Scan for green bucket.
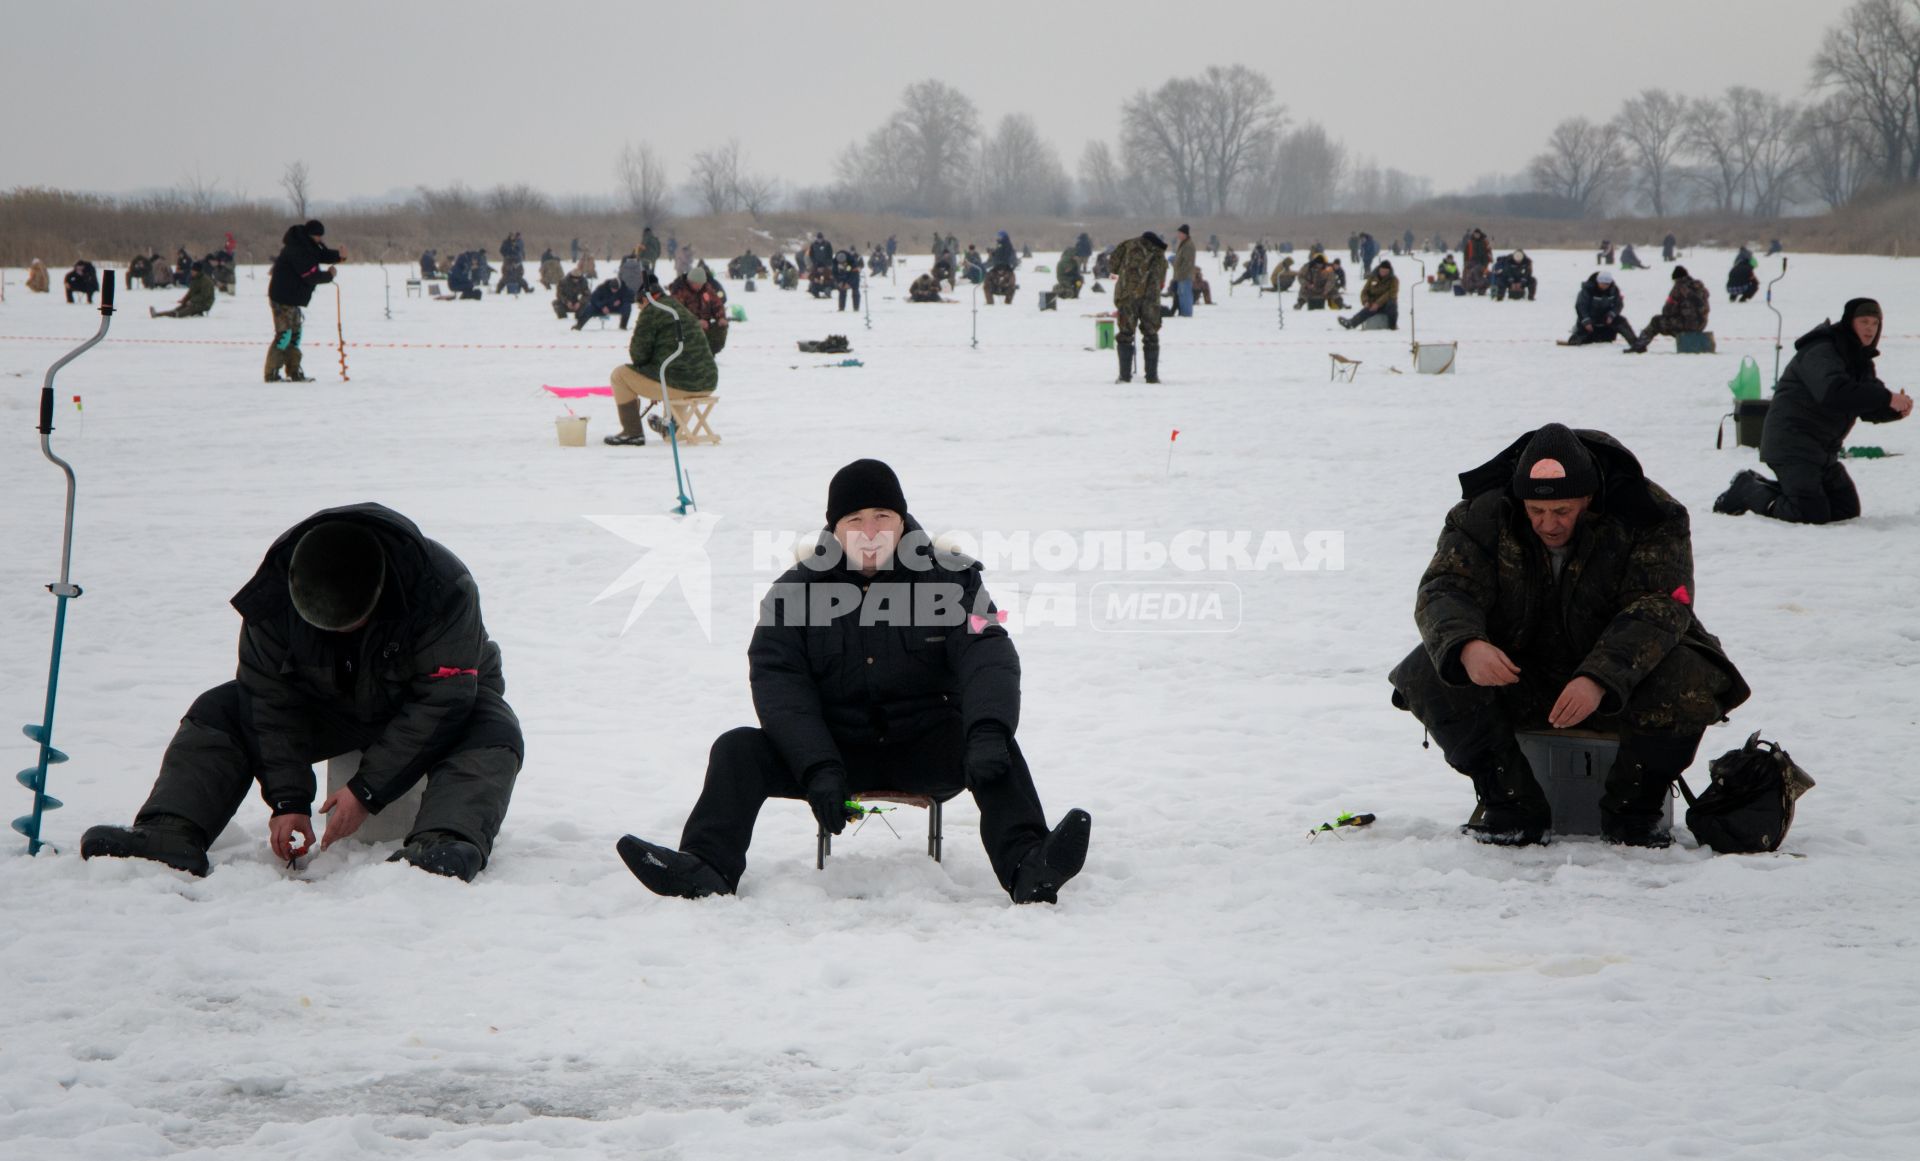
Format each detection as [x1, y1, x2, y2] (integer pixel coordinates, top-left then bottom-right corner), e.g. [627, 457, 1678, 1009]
[1095, 318, 1116, 350]
[1728, 355, 1762, 401]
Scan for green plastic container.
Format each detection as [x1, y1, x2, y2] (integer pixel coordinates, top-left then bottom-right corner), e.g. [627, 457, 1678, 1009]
[1095, 318, 1116, 350]
[728, 305, 746, 322]
[1729, 356, 1762, 401]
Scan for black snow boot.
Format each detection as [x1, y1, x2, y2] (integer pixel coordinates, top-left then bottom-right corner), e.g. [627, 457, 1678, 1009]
[1011, 808, 1092, 904]
[1462, 745, 1551, 847]
[617, 835, 731, 899]
[1143, 343, 1160, 384]
[604, 398, 647, 446]
[388, 830, 485, 881]
[1600, 733, 1700, 849]
[81, 814, 211, 877]
[1115, 340, 1135, 383]
[1713, 469, 1775, 516]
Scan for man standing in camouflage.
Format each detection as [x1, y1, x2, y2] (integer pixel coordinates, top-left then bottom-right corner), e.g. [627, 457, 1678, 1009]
[639, 226, 663, 274]
[1110, 231, 1168, 384]
[1628, 266, 1710, 353]
[1388, 424, 1749, 847]
[265, 220, 343, 383]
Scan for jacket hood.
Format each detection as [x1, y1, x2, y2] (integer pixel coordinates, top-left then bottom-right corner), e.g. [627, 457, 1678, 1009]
[1457, 428, 1664, 524]
[282, 225, 307, 246]
[232, 503, 442, 623]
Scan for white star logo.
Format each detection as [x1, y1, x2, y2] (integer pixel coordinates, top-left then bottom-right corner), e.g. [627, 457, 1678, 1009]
[585, 513, 722, 639]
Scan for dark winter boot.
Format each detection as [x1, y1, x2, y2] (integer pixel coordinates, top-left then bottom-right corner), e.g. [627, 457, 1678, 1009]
[388, 830, 485, 881]
[603, 398, 647, 446]
[1600, 733, 1701, 848]
[283, 347, 314, 383]
[1462, 744, 1551, 847]
[263, 347, 285, 382]
[1115, 340, 1135, 384]
[617, 835, 731, 899]
[1713, 469, 1775, 516]
[1011, 808, 1092, 904]
[80, 814, 211, 877]
[1143, 343, 1160, 384]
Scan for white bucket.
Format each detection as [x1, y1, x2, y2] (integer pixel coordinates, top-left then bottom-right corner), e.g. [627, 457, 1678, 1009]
[1415, 342, 1457, 375]
[555, 415, 590, 446]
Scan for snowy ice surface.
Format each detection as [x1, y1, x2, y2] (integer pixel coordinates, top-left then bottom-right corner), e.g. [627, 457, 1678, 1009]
[1, 246, 1916, 1159]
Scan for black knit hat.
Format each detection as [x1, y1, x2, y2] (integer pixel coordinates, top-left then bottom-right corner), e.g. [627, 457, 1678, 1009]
[1177, 224, 1191, 236]
[304, 219, 326, 237]
[288, 522, 386, 631]
[1511, 423, 1599, 501]
[826, 459, 908, 527]
[1842, 297, 1882, 322]
[1672, 265, 1689, 280]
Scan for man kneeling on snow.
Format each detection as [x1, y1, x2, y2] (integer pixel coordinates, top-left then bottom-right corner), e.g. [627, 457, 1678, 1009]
[82, 505, 523, 880]
[1387, 425, 1750, 847]
[618, 459, 1091, 903]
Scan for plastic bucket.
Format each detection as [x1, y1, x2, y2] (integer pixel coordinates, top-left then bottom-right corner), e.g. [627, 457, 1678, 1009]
[555, 415, 590, 446]
[1095, 318, 1116, 350]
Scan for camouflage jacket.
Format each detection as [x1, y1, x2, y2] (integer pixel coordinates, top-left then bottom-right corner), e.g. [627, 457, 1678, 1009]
[1360, 272, 1398, 310]
[1660, 277, 1710, 331]
[1110, 236, 1168, 305]
[1414, 428, 1747, 715]
[178, 271, 217, 313]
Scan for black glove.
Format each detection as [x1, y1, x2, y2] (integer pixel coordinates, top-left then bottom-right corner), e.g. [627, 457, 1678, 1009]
[964, 724, 1012, 789]
[805, 764, 857, 836]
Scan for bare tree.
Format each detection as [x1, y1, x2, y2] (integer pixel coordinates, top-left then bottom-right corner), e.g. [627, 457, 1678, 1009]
[1194, 65, 1285, 213]
[978, 114, 1070, 215]
[280, 161, 312, 219]
[1812, 0, 1920, 184]
[1077, 140, 1128, 215]
[1798, 94, 1874, 207]
[687, 140, 744, 215]
[615, 142, 670, 224]
[179, 166, 224, 214]
[1121, 77, 1208, 215]
[1527, 117, 1626, 212]
[735, 170, 782, 217]
[1683, 95, 1748, 213]
[1741, 91, 1809, 217]
[1614, 89, 1687, 215]
[484, 183, 553, 217]
[1267, 122, 1346, 216]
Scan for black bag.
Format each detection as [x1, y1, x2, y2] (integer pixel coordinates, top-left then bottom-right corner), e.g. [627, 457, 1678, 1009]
[1676, 731, 1815, 853]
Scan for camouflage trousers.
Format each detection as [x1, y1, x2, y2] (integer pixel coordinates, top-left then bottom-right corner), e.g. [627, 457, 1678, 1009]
[265, 303, 305, 381]
[1637, 314, 1705, 344]
[1115, 298, 1162, 349]
[1387, 641, 1738, 775]
[982, 267, 1017, 304]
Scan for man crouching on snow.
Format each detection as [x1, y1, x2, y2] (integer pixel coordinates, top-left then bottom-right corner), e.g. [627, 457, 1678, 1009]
[1387, 425, 1750, 847]
[619, 459, 1091, 903]
[82, 504, 523, 881]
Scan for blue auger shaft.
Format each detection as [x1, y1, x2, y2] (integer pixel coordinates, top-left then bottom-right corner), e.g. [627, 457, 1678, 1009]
[19, 271, 114, 853]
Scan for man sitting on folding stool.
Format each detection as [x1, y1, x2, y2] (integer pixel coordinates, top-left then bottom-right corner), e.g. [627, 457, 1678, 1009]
[1387, 424, 1751, 848]
[618, 459, 1092, 902]
[603, 270, 717, 447]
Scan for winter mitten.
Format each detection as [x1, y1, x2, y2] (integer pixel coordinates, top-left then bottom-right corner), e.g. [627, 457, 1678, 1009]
[964, 724, 1012, 789]
[805, 764, 857, 836]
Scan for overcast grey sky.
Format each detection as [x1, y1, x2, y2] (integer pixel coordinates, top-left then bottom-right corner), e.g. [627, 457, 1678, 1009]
[1, 0, 1854, 207]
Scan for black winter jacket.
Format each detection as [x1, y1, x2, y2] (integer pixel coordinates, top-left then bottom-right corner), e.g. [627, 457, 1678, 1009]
[749, 520, 1020, 779]
[268, 226, 342, 307]
[1761, 321, 1904, 464]
[1574, 275, 1623, 326]
[229, 503, 512, 816]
